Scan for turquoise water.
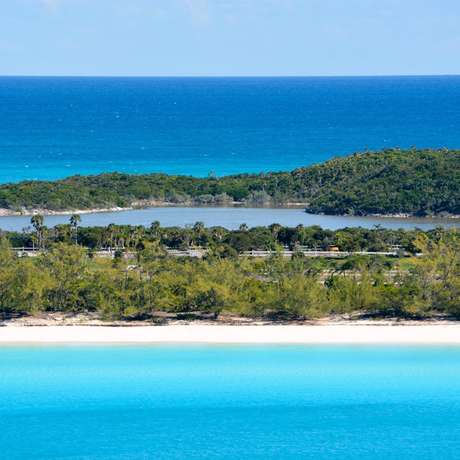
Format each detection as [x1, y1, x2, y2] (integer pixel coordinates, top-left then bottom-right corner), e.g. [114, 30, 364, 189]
[2, 207, 460, 232]
[1, 345, 460, 459]
[1, 76, 460, 183]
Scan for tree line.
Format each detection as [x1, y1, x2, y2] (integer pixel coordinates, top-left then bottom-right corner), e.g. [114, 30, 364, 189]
[1, 221, 460, 321]
[0, 148, 459, 216]
[3, 215, 439, 254]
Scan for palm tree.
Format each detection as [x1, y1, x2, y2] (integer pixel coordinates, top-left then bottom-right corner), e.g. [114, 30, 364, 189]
[211, 226, 226, 242]
[69, 214, 81, 245]
[150, 220, 161, 239]
[192, 221, 205, 246]
[106, 223, 117, 250]
[269, 223, 282, 237]
[31, 214, 45, 249]
[193, 221, 205, 233]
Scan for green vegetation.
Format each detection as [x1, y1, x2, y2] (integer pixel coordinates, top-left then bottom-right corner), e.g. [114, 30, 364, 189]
[296, 148, 460, 216]
[0, 148, 459, 216]
[1, 220, 460, 321]
[5, 219, 422, 253]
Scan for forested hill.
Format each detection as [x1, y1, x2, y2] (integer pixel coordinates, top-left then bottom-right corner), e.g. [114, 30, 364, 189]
[0, 149, 459, 216]
[294, 149, 460, 216]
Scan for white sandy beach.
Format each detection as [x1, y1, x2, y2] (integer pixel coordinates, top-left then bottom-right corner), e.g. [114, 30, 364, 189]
[0, 325, 460, 344]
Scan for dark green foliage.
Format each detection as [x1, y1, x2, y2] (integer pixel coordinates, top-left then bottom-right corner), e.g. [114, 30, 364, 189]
[295, 148, 460, 216]
[1, 149, 459, 215]
[1, 229, 460, 321]
[1, 223, 460, 321]
[2, 220, 433, 253]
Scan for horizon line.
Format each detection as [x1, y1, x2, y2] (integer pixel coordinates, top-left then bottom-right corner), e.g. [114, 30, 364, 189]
[1, 73, 460, 79]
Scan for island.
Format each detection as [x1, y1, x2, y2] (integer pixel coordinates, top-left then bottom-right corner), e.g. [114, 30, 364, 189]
[1, 148, 459, 217]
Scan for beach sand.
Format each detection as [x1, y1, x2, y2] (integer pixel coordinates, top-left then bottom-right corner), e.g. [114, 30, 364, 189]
[0, 324, 460, 344]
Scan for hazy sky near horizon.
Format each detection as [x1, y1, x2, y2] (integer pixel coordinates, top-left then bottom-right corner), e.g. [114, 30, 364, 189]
[1, 0, 460, 76]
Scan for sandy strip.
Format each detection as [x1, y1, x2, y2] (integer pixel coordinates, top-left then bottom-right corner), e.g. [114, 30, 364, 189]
[0, 325, 460, 344]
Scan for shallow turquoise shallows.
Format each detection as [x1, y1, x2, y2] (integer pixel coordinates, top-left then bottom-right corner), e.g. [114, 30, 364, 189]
[1, 345, 460, 459]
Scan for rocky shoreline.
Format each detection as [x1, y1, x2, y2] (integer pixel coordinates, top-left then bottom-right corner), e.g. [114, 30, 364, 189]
[0, 201, 311, 218]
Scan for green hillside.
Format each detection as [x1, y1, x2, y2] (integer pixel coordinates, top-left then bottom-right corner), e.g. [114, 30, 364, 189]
[0, 148, 459, 216]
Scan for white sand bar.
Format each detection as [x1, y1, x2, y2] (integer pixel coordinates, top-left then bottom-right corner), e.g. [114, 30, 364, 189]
[1, 325, 460, 344]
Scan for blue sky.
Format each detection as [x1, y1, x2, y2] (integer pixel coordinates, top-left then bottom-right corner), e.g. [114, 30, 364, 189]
[1, 0, 460, 76]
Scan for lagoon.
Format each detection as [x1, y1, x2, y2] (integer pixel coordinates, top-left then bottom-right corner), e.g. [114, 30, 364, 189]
[1, 206, 460, 232]
[1, 345, 459, 459]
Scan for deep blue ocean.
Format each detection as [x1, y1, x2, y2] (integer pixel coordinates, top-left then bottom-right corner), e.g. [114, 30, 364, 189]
[1, 76, 460, 183]
[1, 345, 460, 460]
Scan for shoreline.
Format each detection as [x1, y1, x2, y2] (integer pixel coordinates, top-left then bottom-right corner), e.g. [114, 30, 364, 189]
[0, 202, 308, 218]
[1, 204, 460, 220]
[1, 324, 460, 344]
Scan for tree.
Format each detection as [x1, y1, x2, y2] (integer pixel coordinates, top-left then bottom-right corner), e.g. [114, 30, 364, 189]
[40, 243, 90, 312]
[69, 214, 81, 245]
[31, 214, 46, 250]
[0, 236, 14, 269]
[150, 220, 161, 239]
[193, 221, 205, 233]
[411, 231, 460, 315]
[191, 221, 207, 246]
